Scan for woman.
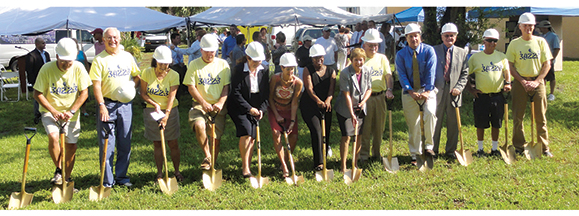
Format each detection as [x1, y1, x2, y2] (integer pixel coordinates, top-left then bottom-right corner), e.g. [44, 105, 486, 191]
[139, 46, 183, 182]
[334, 48, 372, 172]
[269, 53, 303, 178]
[300, 44, 336, 171]
[334, 27, 350, 71]
[227, 42, 270, 178]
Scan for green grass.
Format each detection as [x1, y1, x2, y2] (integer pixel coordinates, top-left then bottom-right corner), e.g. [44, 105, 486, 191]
[1, 55, 578, 210]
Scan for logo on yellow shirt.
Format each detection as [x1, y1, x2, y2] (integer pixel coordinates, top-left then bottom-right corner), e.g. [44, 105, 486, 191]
[107, 65, 131, 78]
[518, 49, 538, 61]
[481, 61, 503, 73]
[50, 82, 78, 95]
[198, 74, 221, 85]
[147, 84, 170, 97]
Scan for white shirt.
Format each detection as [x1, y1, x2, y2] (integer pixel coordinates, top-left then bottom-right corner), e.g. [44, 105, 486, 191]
[315, 36, 339, 65]
[244, 63, 264, 93]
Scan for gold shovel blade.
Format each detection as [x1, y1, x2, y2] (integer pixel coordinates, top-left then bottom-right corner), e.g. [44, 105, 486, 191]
[499, 145, 516, 164]
[285, 175, 304, 185]
[8, 191, 33, 210]
[89, 185, 111, 201]
[343, 168, 362, 185]
[202, 169, 222, 191]
[52, 181, 74, 204]
[417, 154, 433, 172]
[250, 176, 270, 189]
[455, 149, 474, 166]
[158, 177, 179, 195]
[524, 142, 542, 160]
[382, 157, 400, 173]
[315, 169, 335, 182]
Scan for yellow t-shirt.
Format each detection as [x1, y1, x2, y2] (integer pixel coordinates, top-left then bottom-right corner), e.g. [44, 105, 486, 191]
[89, 50, 140, 99]
[141, 67, 180, 109]
[505, 36, 553, 77]
[183, 57, 231, 104]
[33, 61, 92, 122]
[468, 51, 508, 94]
[364, 53, 391, 92]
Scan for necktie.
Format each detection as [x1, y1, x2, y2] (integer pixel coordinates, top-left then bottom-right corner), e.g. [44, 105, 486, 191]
[444, 48, 451, 82]
[413, 50, 421, 90]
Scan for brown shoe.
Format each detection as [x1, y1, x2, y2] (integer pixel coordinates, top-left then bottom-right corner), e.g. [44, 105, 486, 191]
[200, 157, 211, 170]
[425, 149, 436, 157]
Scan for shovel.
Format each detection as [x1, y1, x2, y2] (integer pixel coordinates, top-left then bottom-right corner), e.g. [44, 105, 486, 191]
[280, 124, 305, 185]
[52, 121, 74, 204]
[8, 127, 37, 210]
[382, 99, 399, 173]
[250, 117, 269, 188]
[315, 110, 334, 182]
[89, 121, 113, 201]
[499, 92, 516, 164]
[158, 126, 179, 195]
[415, 100, 434, 172]
[452, 95, 474, 166]
[524, 91, 542, 160]
[202, 112, 222, 191]
[344, 118, 363, 185]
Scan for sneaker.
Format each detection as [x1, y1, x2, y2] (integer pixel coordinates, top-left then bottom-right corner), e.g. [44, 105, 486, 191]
[544, 151, 554, 158]
[50, 168, 63, 185]
[548, 94, 555, 101]
[490, 150, 501, 157]
[200, 157, 211, 170]
[327, 146, 333, 158]
[476, 149, 487, 158]
[117, 182, 133, 187]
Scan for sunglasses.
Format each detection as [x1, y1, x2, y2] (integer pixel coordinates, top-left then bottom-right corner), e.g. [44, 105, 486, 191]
[485, 38, 498, 43]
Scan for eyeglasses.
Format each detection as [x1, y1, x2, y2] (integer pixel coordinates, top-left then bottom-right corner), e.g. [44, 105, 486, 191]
[485, 38, 498, 43]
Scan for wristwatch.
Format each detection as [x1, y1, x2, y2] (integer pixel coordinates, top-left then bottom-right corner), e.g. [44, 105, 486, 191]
[387, 88, 393, 91]
[70, 110, 76, 115]
[504, 81, 511, 85]
[99, 102, 105, 106]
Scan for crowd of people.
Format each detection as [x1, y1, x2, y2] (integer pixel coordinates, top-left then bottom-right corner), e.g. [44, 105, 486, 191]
[29, 12, 557, 191]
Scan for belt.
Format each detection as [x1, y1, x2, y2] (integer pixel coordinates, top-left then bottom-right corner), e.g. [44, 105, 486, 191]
[479, 92, 502, 97]
[371, 91, 385, 96]
[521, 76, 537, 81]
[104, 97, 120, 103]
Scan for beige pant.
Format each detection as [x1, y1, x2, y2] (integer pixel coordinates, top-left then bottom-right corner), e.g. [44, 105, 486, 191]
[188, 101, 228, 140]
[41, 112, 81, 143]
[401, 88, 438, 155]
[511, 80, 549, 152]
[360, 94, 387, 160]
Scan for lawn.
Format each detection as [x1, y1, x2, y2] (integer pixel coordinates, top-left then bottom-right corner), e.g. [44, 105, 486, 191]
[0, 52, 578, 211]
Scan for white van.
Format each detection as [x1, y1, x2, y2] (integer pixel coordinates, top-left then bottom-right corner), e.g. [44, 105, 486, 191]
[0, 29, 95, 72]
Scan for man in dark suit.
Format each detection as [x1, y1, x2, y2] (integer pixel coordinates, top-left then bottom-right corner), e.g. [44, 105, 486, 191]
[433, 23, 469, 159]
[26, 37, 51, 124]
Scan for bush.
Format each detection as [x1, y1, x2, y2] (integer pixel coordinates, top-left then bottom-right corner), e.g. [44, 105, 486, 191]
[120, 32, 143, 62]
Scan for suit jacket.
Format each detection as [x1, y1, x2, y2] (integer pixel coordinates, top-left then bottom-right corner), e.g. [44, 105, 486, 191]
[227, 63, 270, 116]
[433, 44, 468, 106]
[25, 48, 51, 85]
[335, 65, 372, 118]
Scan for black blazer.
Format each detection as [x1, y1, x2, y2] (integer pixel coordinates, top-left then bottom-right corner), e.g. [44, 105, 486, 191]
[227, 63, 270, 116]
[25, 48, 51, 85]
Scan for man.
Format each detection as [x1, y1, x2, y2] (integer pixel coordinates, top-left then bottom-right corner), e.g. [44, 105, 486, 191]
[253, 31, 271, 64]
[315, 26, 339, 72]
[466, 29, 512, 157]
[506, 13, 553, 158]
[295, 35, 313, 81]
[229, 34, 247, 71]
[350, 22, 362, 49]
[272, 32, 288, 73]
[432, 23, 469, 159]
[359, 29, 395, 163]
[168, 32, 188, 98]
[26, 37, 51, 124]
[381, 22, 396, 62]
[218, 28, 228, 45]
[91, 28, 105, 55]
[537, 20, 560, 101]
[90, 27, 141, 187]
[395, 23, 437, 165]
[183, 34, 231, 170]
[358, 20, 369, 44]
[33, 38, 91, 186]
[221, 24, 238, 60]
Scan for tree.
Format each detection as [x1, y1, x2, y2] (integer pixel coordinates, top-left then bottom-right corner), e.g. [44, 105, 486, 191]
[148, 7, 210, 17]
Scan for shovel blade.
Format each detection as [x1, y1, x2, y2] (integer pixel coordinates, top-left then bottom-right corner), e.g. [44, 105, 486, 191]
[382, 157, 400, 173]
[158, 177, 179, 195]
[251, 176, 270, 189]
[52, 182, 74, 204]
[202, 169, 222, 191]
[455, 149, 474, 166]
[89, 185, 111, 201]
[417, 154, 433, 172]
[285, 175, 304, 185]
[499, 145, 516, 164]
[343, 169, 362, 185]
[524, 142, 542, 160]
[8, 191, 33, 210]
[315, 169, 335, 182]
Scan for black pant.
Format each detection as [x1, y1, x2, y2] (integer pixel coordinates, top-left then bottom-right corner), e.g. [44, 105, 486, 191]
[301, 108, 332, 168]
[170, 64, 188, 98]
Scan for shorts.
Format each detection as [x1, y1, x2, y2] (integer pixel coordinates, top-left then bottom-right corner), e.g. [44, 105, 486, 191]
[143, 108, 181, 141]
[41, 112, 81, 143]
[544, 65, 555, 81]
[473, 93, 505, 129]
[267, 107, 298, 135]
[188, 101, 228, 139]
[337, 112, 365, 137]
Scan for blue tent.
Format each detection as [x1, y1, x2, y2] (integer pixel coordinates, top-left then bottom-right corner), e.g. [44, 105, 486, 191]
[395, 7, 424, 22]
[467, 7, 579, 19]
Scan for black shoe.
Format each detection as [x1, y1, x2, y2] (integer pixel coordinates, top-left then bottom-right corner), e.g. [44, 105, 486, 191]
[34, 115, 41, 124]
[445, 153, 457, 160]
[476, 150, 487, 158]
[544, 151, 554, 158]
[515, 149, 524, 156]
[425, 149, 436, 157]
[314, 165, 323, 171]
[490, 150, 501, 157]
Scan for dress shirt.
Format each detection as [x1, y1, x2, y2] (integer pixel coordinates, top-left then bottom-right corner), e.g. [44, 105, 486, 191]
[396, 43, 437, 93]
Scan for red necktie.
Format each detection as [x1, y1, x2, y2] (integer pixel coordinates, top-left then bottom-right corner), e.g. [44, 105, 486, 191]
[444, 49, 451, 82]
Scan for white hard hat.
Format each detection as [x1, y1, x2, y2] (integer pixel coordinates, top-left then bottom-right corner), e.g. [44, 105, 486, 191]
[361, 29, 383, 43]
[483, 29, 500, 39]
[245, 41, 265, 61]
[405, 23, 422, 35]
[519, 12, 536, 24]
[280, 53, 298, 67]
[153, 46, 173, 64]
[441, 23, 458, 34]
[200, 34, 219, 52]
[309, 44, 326, 57]
[55, 38, 78, 61]
[112, 81, 136, 103]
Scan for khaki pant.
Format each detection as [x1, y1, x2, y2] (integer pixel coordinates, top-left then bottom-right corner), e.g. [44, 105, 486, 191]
[402, 88, 438, 155]
[188, 101, 228, 140]
[360, 94, 387, 160]
[511, 80, 550, 152]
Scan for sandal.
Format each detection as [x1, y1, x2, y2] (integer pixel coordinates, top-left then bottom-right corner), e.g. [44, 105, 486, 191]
[282, 171, 290, 178]
[242, 173, 253, 178]
[155, 173, 163, 181]
[200, 157, 211, 170]
[174, 171, 184, 182]
[314, 165, 324, 171]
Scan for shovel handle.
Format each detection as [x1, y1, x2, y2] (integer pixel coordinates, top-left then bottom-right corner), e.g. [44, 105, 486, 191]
[160, 128, 170, 180]
[21, 140, 32, 192]
[451, 94, 461, 108]
[24, 127, 37, 144]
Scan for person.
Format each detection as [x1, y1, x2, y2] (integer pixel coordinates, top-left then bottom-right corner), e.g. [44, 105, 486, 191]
[26, 37, 51, 124]
[335, 48, 372, 172]
[395, 23, 438, 165]
[268, 53, 303, 178]
[350, 22, 362, 49]
[358, 20, 369, 44]
[394, 28, 402, 46]
[227, 42, 269, 178]
[335, 27, 349, 71]
[139, 46, 183, 182]
[260, 27, 274, 54]
[33, 38, 91, 186]
[380, 22, 396, 62]
[168, 32, 188, 98]
[432, 23, 469, 159]
[72, 38, 90, 117]
[218, 28, 228, 45]
[300, 44, 336, 171]
[537, 20, 561, 101]
[253, 31, 271, 66]
[466, 29, 512, 157]
[90, 27, 141, 187]
[295, 35, 313, 81]
[221, 24, 238, 60]
[91, 28, 105, 55]
[316, 26, 339, 72]
[272, 32, 288, 73]
[183, 34, 231, 170]
[505, 13, 554, 158]
[358, 29, 395, 164]
[229, 34, 247, 72]
[368, 20, 386, 55]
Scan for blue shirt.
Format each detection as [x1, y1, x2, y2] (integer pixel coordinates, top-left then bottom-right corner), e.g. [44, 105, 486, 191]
[541, 31, 560, 55]
[395, 43, 437, 93]
[222, 35, 237, 59]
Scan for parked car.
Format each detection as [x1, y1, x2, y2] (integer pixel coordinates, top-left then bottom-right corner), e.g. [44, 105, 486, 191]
[290, 27, 339, 52]
[142, 33, 168, 52]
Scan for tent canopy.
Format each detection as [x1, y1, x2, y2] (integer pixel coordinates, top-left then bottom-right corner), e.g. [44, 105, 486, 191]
[188, 7, 394, 26]
[467, 7, 579, 18]
[395, 7, 424, 22]
[0, 7, 186, 35]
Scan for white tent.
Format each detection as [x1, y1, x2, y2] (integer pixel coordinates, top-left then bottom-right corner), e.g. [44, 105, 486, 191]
[0, 7, 186, 35]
